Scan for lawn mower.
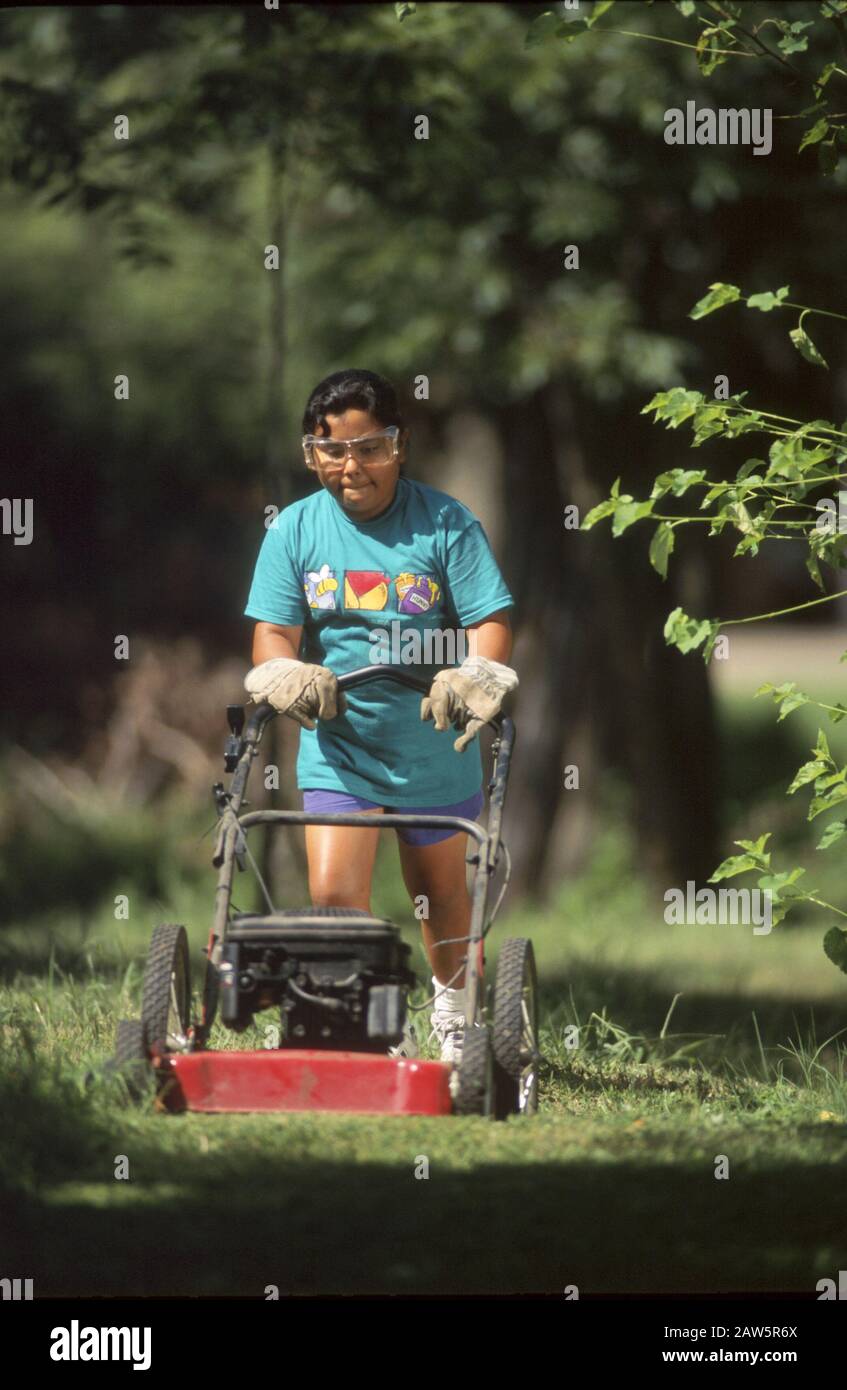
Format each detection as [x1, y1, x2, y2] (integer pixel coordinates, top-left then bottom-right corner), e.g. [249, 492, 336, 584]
[111, 664, 539, 1119]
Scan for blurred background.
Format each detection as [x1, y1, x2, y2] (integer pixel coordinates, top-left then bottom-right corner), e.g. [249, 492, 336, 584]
[2, 0, 847, 1074]
[4, 0, 847, 1299]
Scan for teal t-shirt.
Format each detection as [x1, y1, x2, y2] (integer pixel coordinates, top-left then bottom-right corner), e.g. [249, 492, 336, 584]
[243, 475, 515, 806]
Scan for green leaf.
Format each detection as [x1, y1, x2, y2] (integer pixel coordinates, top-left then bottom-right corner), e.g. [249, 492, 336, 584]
[829, 702, 847, 724]
[812, 770, 845, 793]
[649, 521, 675, 579]
[815, 61, 838, 98]
[737, 457, 766, 482]
[815, 728, 832, 760]
[767, 898, 803, 929]
[707, 511, 731, 537]
[808, 783, 847, 820]
[708, 853, 760, 882]
[695, 24, 732, 77]
[734, 528, 762, 556]
[787, 760, 830, 795]
[758, 870, 806, 894]
[650, 468, 706, 500]
[779, 22, 812, 55]
[810, 528, 847, 574]
[689, 283, 741, 320]
[790, 326, 829, 369]
[728, 499, 754, 534]
[823, 926, 847, 975]
[818, 820, 847, 850]
[724, 412, 763, 440]
[767, 433, 833, 480]
[800, 117, 830, 152]
[757, 866, 807, 898]
[611, 498, 654, 536]
[394, 1, 417, 18]
[641, 388, 705, 428]
[701, 482, 733, 508]
[709, 832, 772, 882]
[735, 832, 772, 857]
[663, 606, 717, 655]
[807, 550, 825, 590]
[525, 11, 564, 46]
[691, 405, 728, 447]
[581, 496, 619, 530]
[587, 0, 615, 25]
[702, 625, 722, 663]
[756, 681, 811, 721]
[746, 287, 789, 312]
[778, 690, 810, 721]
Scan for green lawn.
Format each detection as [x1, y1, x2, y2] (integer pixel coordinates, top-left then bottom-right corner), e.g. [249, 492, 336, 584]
[2, 790, 846, 1296]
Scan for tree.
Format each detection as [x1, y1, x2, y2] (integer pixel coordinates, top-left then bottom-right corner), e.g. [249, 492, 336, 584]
[570, 1, 847, 969]
[3, 1, 846, 900]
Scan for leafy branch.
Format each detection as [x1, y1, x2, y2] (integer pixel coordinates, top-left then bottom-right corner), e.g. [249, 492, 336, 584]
[581, 280, 847, 972]
[526, 0, 847, 175]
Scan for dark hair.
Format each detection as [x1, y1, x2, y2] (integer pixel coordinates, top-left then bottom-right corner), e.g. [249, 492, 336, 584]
[302, 369, 405, 438]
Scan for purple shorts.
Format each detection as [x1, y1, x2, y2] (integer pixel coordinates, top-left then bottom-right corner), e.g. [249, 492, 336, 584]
[301, 787, 485, 846]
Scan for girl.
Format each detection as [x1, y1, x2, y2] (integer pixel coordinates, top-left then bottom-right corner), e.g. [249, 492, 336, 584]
[243, 369, 517, 1064]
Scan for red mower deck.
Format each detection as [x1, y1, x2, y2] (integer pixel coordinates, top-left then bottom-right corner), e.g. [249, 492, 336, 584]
[154, 1048, 454, 1115]
[109, 669, 537, 1121]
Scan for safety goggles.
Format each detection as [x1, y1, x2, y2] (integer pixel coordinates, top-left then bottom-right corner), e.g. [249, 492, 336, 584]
[302, 425, 399, 473]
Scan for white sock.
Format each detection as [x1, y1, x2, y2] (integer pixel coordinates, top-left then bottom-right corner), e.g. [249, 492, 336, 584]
[432, 975, 466, 1016]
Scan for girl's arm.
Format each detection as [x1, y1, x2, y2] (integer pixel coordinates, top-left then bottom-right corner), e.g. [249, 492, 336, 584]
[465, 609, 513, 664]
[251, 621, 303, 665]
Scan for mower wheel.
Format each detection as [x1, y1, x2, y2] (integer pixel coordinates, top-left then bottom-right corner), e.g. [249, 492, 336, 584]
[112, 1018, 155, 1103]
[451, 1024, 494, 1117]
[141, 923, 191, 1052]
[491, 938, 539, 1119]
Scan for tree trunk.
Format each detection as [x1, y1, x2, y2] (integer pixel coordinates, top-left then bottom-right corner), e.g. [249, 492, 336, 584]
[489, 388, 587, 898]
[489, 380, 720, 901]
[259, 128, 308, 908]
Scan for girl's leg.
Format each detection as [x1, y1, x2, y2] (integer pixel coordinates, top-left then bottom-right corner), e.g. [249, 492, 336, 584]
[305, 810, 384, 911]
[397, 831, 472, 987]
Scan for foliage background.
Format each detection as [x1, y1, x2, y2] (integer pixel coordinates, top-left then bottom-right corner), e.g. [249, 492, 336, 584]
[2, 0, 847, 1300]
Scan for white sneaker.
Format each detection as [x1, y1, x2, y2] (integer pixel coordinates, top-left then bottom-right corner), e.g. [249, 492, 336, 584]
[388, 1017, 419, 1059]
[429, 977, 467, 1067]
[430, 1015, 465, 1066]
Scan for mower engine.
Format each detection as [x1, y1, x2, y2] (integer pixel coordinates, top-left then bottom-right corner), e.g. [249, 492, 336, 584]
[217, 911, 416, 1052]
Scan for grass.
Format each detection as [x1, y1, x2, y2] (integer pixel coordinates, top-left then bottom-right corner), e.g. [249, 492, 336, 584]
[2, 805, 847, 1297]
[2, 677, 847, 1295]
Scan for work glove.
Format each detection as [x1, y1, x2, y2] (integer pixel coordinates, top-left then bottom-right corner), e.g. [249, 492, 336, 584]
[421, 655, 518, 752]
[244, 657, 346, 731]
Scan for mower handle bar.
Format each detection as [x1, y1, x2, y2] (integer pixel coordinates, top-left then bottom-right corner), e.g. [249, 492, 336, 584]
[214, 667, 516, 1001]
[241, 663, 507, 746]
